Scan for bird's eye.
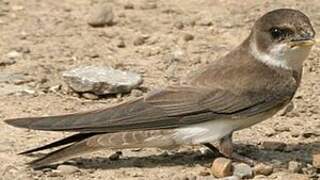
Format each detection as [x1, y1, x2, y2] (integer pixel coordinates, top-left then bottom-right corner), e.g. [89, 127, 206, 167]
[270, 27, 284, 39]
[269, 27, 292, 40]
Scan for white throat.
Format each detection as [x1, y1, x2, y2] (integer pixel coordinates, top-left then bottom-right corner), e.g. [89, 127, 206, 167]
[249, 37, 312, 71]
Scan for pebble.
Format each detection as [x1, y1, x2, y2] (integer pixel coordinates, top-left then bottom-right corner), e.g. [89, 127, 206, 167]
[109, 151, 122, 161]
[183, 33, 194, 41]
[253, 163, 273, 176]
[56, 165, 79, 175]
[274, 126, 290, 132]
[14, 46, 31, 54]
[130, 89, 143, 97]
[82, 92, 99, 100]
[140, 2, 157, 10]
[6, 51, 21, 59]
[88, 3, 114, 27]
[0, 59, 16, 66]
[261, 141, 286, 151]
[288, 161, 302, 173]
[312, 153, 320, 168]
[210, 157, 233, 178]
[222, 176, 240, 180]
[63, 66, 143, 95]
[301, 131, 318, 138]
[133, 36, 146, 46]
[232, 163, 253, 179]
[174, 21, 184, 29]
[253, 175, 267, 179]
[116, 38, 126, 48]
[198, 170, 210, 176]
[124, 2, 134, 9]
[197, 17, 212, 26]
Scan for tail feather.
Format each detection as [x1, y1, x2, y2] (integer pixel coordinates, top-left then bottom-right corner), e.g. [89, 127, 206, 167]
[29, 137, 103, 168]
[20, 133, 99, 155]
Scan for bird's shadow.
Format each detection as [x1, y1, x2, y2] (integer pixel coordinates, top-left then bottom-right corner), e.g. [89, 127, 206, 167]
[30, 140, 320, 170]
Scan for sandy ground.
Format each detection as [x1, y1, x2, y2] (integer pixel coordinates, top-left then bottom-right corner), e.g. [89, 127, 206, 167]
[1, 0, 320, 179]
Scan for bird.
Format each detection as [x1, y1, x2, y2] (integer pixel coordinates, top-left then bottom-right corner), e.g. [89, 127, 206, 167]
[5, 8, 316, 168]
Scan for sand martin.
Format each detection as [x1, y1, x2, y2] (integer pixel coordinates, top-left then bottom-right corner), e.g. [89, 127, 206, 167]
[5, 8, 316, 168]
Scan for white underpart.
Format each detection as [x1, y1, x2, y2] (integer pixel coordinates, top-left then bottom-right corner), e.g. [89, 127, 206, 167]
[174, 116, 264, 144]
[249, 37, 312, 71]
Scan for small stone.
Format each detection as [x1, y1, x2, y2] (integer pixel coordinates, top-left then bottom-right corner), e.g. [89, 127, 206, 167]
[312, 153, 320, 169]
[210, 157, 233, 178]
[15, 46, 31, 54]
[56, 165, 79, 175]
[130, 89, 143, 97]
[288, 161, 302, 173]
[222, 176, 240, 180]
[264, 130, 276, 137]
[0, 59, 16, 66]
[109, 151, 122, 161]
[63, 66, 143, 95]
[174, 21, 184, 29]
[261, 141, 286, 151]
[253, 163, 273, 176]
[290, 132, 300, 138]
[301, 131, 318, 138]
[19, 31, 28, 39]
[124, 2, 134, 9]
[116, 39, 126, 48]
[198, 170, 210, 176]
[82, 92, 99, 100]
[140, 2, 157, 10]
[88, 3, 114, 27]
[254, 175, 267, 179]
[6, 51, 21, 59]
[183, 33, 194, 41]
[133, 36, 146, 46]
[274, 126, 290, 132]
[197, 18, 212, 26]
[232, 163, 253, 179]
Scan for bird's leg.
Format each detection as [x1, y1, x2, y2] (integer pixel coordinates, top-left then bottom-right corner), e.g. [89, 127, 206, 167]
[219, 134, 233, 157]
[219, 133, 256, 166]
[202, 143, 225, 158]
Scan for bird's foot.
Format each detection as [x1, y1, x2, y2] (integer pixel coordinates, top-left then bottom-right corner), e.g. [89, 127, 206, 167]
[218, 133, 257, 166]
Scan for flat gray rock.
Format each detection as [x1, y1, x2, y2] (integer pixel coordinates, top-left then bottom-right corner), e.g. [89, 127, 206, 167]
[63, 66, 143, 95]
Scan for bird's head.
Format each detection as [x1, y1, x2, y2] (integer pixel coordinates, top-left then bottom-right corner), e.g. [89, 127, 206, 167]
[249, 9, 316, 70]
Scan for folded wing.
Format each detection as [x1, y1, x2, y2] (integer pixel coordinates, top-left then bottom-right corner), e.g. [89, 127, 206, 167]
[5, 85, 292, 132]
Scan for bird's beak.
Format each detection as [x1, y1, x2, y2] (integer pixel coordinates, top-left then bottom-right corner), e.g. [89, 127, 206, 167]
[289, 38, 316, 48]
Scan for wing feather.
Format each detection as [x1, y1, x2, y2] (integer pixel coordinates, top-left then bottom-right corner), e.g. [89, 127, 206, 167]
[5, 84, 293, 132]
